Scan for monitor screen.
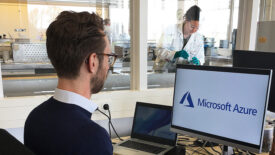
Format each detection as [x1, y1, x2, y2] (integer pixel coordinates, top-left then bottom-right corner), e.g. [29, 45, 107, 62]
[233, 50, 275, 112]
[131, 102, 177, 145]
[171, 65, 272, 153]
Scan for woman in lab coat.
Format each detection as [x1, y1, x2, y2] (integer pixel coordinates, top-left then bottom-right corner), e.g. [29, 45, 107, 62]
[104, 18, 112, 45]
[154, 5, 204, 70]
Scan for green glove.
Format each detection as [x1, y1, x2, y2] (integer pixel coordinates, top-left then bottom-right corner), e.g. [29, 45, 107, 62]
[173, 50, 189, 60]
[191, 57, 200, 65]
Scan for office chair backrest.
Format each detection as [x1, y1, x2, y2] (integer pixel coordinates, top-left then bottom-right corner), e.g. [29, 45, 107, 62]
[0, 129, 35, 155]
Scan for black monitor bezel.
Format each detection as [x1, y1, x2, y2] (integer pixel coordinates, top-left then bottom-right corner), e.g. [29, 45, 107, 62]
[233, 50, 275, 112]
[131, 102, 177, 146]
[171, 64, 272, 152]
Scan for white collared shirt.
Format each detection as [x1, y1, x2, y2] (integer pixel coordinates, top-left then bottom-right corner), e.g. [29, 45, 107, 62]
[53, 88, 98, 113]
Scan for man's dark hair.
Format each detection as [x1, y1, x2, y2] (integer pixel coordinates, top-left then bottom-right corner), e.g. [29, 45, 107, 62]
[184, 5, 201, 21]
[46, 11, 106, 79]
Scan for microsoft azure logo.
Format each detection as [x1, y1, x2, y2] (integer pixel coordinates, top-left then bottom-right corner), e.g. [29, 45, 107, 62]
[180, 91, 194, 108]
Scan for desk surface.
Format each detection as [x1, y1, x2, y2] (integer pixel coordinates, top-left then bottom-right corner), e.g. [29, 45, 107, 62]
[112, 135, 269, 155]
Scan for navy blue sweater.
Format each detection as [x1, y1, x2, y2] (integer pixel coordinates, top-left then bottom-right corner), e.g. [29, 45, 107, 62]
[24, 97, 112, 155]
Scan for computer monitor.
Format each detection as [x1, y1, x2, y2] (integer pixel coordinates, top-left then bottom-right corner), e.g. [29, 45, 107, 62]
[233, 50, 275, 112]
[171, 65, 272, 153]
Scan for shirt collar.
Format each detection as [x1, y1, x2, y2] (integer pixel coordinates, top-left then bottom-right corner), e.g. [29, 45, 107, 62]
[53, 88, 98, 113]
[177, 23, 183, 38]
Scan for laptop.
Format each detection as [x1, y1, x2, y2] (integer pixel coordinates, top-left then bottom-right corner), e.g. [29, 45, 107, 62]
[113, 102, 177, 155]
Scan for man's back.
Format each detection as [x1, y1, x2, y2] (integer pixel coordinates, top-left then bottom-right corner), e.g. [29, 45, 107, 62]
[24, 97, 113, 155]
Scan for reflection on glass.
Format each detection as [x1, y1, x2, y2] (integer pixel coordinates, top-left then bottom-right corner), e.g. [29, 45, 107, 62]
[28, 4, 97, 43]
[0, 0, 131, 97]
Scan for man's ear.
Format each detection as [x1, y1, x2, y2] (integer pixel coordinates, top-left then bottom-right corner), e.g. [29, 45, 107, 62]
[87, 53, 98, 74]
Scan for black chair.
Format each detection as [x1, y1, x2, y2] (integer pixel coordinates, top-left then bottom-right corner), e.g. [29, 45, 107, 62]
[0, 129, 35, 155]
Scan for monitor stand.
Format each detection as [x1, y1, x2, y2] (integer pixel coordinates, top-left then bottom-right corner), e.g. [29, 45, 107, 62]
[193, 141, 233, 155]
[165, 146, 186, 155]
[193, 139, 219, 147]
[222, 145, 233, 155]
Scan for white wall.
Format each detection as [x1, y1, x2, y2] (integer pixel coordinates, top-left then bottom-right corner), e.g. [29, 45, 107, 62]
[0, 88, 174, 129]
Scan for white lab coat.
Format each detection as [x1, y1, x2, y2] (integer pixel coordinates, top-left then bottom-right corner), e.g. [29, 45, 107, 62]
[154, 23, 205, 70]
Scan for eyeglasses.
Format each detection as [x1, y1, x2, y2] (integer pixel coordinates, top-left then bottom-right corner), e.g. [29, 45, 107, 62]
[189, 22, 199, 31]
[97, 53, 118, 67]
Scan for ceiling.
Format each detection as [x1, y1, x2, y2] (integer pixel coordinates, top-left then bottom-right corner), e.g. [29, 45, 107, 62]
[0, 0, 121, 5]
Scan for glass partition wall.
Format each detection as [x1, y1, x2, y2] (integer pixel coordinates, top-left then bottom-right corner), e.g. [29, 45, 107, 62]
[2, 0, 264, 96]
[0, 0, 131, 97]
[147, 0, 240, 89]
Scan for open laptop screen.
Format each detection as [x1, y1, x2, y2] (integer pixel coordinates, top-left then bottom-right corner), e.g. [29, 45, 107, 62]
[131, 102, 177, 146]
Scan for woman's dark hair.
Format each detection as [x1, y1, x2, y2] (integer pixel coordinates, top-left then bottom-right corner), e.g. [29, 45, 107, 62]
[103, 18, 110, 25]
[184, 5, 201, 21]
[46, 11, 106, 79]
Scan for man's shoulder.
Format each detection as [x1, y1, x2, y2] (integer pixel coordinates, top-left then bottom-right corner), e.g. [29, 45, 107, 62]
[76, 120, 111, 144]
[79, 120, 108, 135]
[27, 97, 54, 115]
[75, 120, 113, 154]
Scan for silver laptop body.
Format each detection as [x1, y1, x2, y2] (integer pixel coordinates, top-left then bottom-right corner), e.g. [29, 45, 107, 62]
[113, 102, 177, 155]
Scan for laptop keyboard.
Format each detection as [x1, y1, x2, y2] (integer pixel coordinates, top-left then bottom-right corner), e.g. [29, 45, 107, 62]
[119, 140, 166, 154]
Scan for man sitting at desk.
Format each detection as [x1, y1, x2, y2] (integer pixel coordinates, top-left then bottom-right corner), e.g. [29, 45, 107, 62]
[24, 11, 115, 155]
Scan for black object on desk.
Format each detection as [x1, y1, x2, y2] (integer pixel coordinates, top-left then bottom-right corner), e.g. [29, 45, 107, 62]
[165, 146, 186, 155]
[193, 139, 219, 147]
[0, 129, 35, 155]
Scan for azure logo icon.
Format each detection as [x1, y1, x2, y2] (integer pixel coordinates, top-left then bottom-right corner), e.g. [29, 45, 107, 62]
[180, 91, 194, 108]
